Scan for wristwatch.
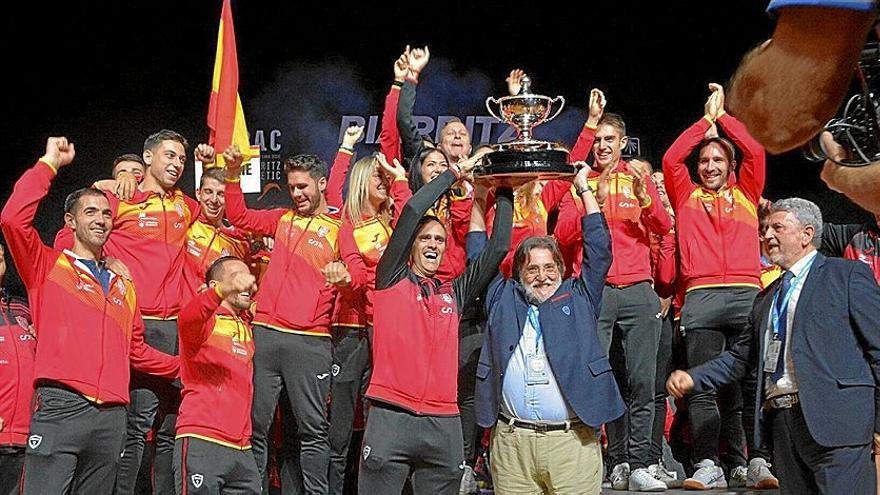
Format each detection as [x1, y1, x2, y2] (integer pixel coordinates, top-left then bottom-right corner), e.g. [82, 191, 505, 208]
[575, 184, 592, 196]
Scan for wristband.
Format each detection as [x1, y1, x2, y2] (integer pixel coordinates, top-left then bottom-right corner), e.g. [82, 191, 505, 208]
[39, 155, 58, 173]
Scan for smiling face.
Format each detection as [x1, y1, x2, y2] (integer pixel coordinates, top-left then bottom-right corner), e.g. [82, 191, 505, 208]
[420, 150, 449, 185]
[438, 121, 471, 161]
[65, 193, 113, 252]
[287, 170, 327, 216]
[697, 142, 732, 191]
[409, 219, 447, 278]
[593, 124, 627, 170]
[144, 140, 186, 190]
[368, 165, 389, 205]
[519, 247, 562, 305]
[197, 177, 226, 225]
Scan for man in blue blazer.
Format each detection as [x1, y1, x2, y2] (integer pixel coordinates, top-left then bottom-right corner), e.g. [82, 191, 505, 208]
[475, 167, 627, 494]
[667, 197, 880, 494]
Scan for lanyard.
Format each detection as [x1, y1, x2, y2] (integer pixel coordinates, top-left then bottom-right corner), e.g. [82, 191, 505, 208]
[527, 306, 542, 351]
[770, 255, 816, 337]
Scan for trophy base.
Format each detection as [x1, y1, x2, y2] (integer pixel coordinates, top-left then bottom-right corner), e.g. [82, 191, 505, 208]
[475, 147, 573, 187]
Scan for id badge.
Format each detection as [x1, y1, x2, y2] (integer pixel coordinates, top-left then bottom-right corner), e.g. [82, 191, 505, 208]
[764, 338, 782, 373]
[526, 353, 550, 385]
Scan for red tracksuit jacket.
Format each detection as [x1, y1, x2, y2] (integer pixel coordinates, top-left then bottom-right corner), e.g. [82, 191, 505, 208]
[333, 178, 412, 328]
[176, 289, 254, 449]
[183, 216, 251, 299]
[54, 185, 200, 319]
[0, 297, 35, 447]
[223, 151, 352, 336]
[662, 113, 765, 292]
[2, 160, 179, 404]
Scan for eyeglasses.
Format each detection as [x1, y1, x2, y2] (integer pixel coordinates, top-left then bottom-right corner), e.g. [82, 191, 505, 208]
[523, 264, 559, 278]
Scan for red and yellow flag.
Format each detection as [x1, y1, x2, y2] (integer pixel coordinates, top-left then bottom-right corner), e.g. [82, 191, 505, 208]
[207, 0, 250, 168]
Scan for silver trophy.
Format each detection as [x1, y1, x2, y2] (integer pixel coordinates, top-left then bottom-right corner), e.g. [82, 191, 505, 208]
[478, 76, 574, 185]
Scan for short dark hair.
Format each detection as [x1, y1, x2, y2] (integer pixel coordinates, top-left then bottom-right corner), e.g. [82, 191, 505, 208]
[699, 137, 736, 165]
[205, 255, 243, 285]
[597, 113, 626, 137]
[415, 215, 444, 235]
[112, 153, 145, 169]
[512, 236, 565, 282]
[199, 167, 227, 188]
[64, 188, 108, 215]
[143, 129, 189, 152]
[283, 154, 327, 181]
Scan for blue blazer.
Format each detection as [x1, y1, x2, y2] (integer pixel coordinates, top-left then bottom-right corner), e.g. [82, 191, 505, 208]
[475, 213, 625, 428]
[689, 253, 880, 447]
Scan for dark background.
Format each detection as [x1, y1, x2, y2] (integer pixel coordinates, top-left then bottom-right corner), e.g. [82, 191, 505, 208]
[0, 1, 871, 291]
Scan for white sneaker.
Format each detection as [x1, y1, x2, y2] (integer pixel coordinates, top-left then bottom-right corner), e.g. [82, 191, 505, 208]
[729, 465, 748, 488]
[682, 459, 727, 490]
[629, 467, 667, 492]
[747, 458, 780, 489]
[648, 462, 682, 488]
[610, 462, 630, 490]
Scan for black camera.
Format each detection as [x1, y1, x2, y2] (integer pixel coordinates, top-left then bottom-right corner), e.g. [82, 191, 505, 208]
[803, 42, 880, 167]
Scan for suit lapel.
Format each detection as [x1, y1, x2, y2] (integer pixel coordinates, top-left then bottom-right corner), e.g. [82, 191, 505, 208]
[791, 253, 825, 337]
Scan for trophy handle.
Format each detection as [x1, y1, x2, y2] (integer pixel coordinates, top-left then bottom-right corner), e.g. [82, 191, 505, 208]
[544, 96, 566, 123]
[485, 97, 504, 122]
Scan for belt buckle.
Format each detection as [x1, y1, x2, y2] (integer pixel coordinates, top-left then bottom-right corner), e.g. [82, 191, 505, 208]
[533, 422, 550, 433]
[771, 394, 797, 409]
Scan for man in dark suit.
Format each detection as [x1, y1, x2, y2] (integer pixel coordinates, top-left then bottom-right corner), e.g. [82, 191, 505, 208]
[667, 197, 880, 494]
[475, 166, 628, 494]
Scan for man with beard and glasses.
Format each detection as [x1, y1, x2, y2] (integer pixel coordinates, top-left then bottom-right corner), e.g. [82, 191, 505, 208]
[475, 165, 625, 494]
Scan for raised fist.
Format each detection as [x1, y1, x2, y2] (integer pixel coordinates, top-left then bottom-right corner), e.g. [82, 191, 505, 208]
[222, 145, 244, 176]
[224, 270, 257, 298]
[45, 137, 76, 168]
[342, 125, 364, 148]
[394, 47, 410, 82]
[194, 144, 216, 165]
[408, 46, 430, 75]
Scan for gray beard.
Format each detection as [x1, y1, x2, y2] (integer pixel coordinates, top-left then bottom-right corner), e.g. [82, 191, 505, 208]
[522, 279, 562, 306]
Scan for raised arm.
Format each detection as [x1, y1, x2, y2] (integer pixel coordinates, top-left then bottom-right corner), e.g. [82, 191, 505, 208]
[454, 187, 513, 310]
[376, 152, 412, 227]
[572, 165, 612, 316]
[569, 89, 604, 163]
[663, 116, 707, 209]
[327, 126, 364, 209]
[222, 145, 287, 236]
[634, 171, 673, 235]
[397, 46, 430, 169]
[378, 49, 408, 164]
[0, 138, 76, 288]
[178, 286, 225, 350]
[376, 166, 461, 290]
[715, 87, 766, 204]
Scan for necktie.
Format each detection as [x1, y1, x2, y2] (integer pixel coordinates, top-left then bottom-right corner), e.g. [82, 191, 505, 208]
[770, 271, 794, 381]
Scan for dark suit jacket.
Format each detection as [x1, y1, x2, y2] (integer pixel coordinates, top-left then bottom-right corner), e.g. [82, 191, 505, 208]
[689, 252, 880, 447]
[475, 213, 625, 429]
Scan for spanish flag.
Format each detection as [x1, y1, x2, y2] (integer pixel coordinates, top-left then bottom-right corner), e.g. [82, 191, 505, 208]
[207, 0, 250, 168]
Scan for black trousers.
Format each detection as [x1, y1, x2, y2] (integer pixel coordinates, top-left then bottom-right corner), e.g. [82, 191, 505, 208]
[682, 287, 754, 467]
[250, 326, 332, 495]
[328, 327, 371, 495]
[22, 385, 127, 495]
[172, 437, 260, 495]
[0, 448, 25, 495]
[118, 318, 180, 495]
[358, 402, 464, 495]
[458, 315, 485, 466]
[649, 312, 674, 463]
[600, 282, 662, 470]
[769, 404, 875, 495]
